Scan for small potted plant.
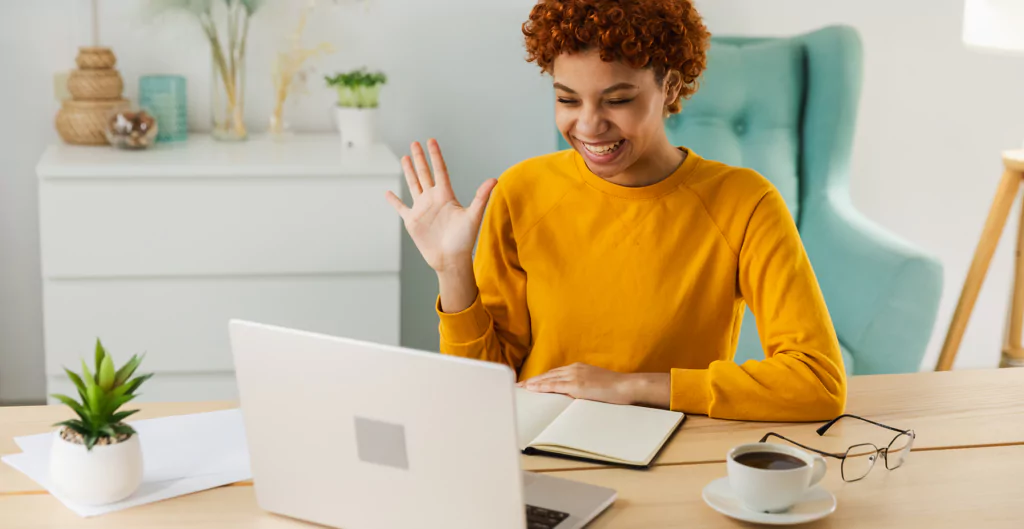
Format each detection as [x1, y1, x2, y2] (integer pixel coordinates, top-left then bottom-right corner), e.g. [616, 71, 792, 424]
[325, 67, 387, 148]
[49, 340, 153, 505]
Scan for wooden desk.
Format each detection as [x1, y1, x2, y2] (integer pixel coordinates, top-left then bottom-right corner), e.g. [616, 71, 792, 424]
[1, 402, 238, 493]
[4, 369, 1024, 489]
[532, 368, 1024, 471]
[4, 369, 1024, 527]
[575, 444, 1024, 528]
[3, 444, 1020, 528]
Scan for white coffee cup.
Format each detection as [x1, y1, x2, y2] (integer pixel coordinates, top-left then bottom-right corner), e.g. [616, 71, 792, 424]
[726, 442, 827, 513]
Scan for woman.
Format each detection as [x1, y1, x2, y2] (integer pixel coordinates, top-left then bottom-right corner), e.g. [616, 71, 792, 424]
[385, 0, 846, 421]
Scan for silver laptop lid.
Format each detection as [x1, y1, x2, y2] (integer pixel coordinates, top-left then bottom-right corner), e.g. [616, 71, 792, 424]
[230, 319, 526, 529]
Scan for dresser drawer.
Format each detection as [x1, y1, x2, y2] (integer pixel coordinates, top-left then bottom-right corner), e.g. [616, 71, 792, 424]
[38, 176, 400, 278]
[42, 274, 400, 375]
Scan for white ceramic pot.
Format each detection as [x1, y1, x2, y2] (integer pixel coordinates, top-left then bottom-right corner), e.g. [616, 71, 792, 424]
[334, 106, 377, 149]
[49, 431, 143, 505]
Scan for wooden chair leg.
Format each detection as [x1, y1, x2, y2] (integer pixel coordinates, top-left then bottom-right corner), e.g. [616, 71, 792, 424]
[1003, 196, 1024, 367]
[937, 170, 1023, 370]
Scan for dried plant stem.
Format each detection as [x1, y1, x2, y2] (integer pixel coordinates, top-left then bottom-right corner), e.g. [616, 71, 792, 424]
[200, 3, 248, 138]
[270, 1, 333, 134]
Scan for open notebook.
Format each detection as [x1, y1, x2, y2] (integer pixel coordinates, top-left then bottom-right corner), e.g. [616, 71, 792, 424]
[515, 388, 684, 468]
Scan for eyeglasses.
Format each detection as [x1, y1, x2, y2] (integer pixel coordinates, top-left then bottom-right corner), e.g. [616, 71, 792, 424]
[759, 414, 916, 482]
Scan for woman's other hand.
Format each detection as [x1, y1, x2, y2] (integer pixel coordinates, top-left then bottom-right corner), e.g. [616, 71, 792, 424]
[518, 363, 671, 408]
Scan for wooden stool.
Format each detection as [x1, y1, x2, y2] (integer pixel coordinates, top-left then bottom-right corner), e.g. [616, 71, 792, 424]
[937, 150, 1024, 370]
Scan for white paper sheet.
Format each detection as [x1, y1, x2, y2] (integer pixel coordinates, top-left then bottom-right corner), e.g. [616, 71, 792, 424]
[1, 409, 252, 517]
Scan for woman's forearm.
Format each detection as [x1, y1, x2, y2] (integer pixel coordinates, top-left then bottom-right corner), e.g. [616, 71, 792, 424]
[437, 258, 479, 314]
[625, 373, 671, 409]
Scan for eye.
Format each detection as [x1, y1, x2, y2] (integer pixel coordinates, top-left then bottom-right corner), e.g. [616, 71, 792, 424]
[556, 98, 578, 105]
[608, 99, 634, 106]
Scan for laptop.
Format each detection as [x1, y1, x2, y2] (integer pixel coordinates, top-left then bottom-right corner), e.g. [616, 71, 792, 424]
[229, 320, 617, 529]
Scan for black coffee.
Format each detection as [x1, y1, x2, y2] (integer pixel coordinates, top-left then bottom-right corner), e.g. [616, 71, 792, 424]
[734, 451, 807, 470]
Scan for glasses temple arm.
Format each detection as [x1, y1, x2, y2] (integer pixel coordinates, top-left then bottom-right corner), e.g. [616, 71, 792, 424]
[816, 414, 909, 436]
[759, 432, 845, 460]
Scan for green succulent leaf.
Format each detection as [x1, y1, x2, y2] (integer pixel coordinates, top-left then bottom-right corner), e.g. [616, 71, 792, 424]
[55, 419, 90, 437]
[63, 368, 87, 396]
[98, 425, 117, 439]
[94, 339, 106, 377]
[81, 359, 98, 391]
[125, 373, 154, 396]
[113, 354, 144, 387]
[98, 354, 116, 390]
[113, 424, 136, 437]
[110, 409, 140, 423]
[104, 394, 137, 417]
[86, 384, 103, 416]
[106, 380, 134, 402]
[50, 394, 91, 424]
[84, 435, 98, 451]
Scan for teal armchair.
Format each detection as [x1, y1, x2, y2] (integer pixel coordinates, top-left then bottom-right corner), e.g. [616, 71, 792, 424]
[557, 26, 943, 375]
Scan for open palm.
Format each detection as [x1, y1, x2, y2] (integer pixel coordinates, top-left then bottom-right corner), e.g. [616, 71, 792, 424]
[385, 139, 498, 273]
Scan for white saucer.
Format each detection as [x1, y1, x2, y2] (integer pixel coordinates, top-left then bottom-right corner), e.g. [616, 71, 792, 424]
[701, 477, 836, 526]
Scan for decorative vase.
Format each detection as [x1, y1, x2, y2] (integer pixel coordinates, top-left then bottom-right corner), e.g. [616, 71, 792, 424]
[55, 47, 128, 146]
[49, 430, 143, 506]
[67, 69, 123, 100]
[56, 99, 130, 146]
[334, 106, 377, 149]
[210, 37, 247, 141]
[75, 46, 116, 70]
[139, 75, 188, 143]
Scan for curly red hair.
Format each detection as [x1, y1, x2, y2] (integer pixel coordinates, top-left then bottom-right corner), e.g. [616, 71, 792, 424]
[522, 0, 710, 114]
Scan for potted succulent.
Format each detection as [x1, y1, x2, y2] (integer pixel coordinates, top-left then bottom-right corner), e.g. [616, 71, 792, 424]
[49, 340, 153, 505]
[325, 67, 387, 148]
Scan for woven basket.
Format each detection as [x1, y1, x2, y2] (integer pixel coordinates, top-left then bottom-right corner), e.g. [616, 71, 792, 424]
[55, 99, 129, 145]
[75, 47, 117, 70]
[68, 69, 124, 101]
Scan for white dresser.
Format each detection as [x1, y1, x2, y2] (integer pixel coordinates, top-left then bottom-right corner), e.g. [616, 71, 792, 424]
[36, 134, 402, 402]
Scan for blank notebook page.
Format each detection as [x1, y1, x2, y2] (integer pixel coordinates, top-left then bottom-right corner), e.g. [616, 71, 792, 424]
[515, 388, 574, 450]
[530, 400, 682, 464]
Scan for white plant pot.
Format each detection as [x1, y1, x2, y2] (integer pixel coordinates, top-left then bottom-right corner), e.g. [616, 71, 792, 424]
[334, 106, 377, 149]
[49, 431, 143, 505]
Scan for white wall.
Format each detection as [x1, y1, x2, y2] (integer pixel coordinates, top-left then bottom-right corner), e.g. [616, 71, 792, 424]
[0, 0, 1018, 402]
[0, 0, 550, 404]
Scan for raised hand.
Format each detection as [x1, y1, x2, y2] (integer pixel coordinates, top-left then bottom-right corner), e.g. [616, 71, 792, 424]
[385, 139, 498, 274]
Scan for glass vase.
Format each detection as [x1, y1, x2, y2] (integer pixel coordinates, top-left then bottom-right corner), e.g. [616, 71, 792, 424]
[139, 75, 187, 143]
[211, 54, 246, 141]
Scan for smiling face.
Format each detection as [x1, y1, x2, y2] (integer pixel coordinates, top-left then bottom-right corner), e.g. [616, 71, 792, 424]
[553, 49, 681, 181]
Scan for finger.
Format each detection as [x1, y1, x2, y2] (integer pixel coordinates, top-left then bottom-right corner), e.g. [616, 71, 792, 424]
[522, 370, 569, 389]
[532, 379, 574, 396]
[467, 178, 498, 222]
[427, 138, 451, 190]
[411, 141, 435, 190]
[401, 156, 422, 198]
[384, 190, 409, 218]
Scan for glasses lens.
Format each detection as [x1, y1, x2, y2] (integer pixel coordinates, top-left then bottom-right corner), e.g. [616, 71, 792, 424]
[886, 432, 914, 470]
[842, 443, 879, 482]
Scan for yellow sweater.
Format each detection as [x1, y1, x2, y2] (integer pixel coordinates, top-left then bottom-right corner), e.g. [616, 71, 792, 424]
[437, 148, 846, 421]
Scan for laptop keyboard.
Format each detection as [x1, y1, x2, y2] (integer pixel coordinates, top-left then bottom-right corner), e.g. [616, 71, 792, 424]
[526, 504, 570, 529]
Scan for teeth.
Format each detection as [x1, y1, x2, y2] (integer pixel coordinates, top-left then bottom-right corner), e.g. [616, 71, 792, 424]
[583, 140, 623, 155]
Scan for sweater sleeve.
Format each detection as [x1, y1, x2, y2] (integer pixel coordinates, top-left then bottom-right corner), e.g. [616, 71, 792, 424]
[670, 188, 847, 421]
[436, 182, 531, 373]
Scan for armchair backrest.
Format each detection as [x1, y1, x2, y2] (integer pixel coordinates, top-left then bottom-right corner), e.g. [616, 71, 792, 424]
[556, 25, 863, 230]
